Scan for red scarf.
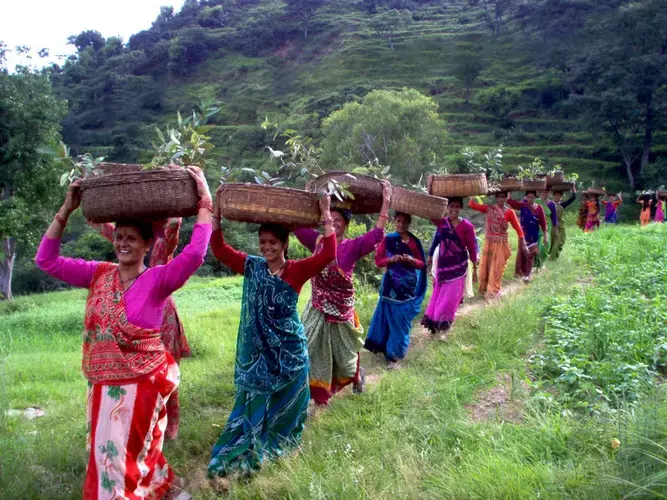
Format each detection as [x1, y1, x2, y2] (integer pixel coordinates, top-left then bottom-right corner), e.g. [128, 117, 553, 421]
[83, 263, 167, 384]
[311, 241, 355, 323]
[485, 205, 509, 242]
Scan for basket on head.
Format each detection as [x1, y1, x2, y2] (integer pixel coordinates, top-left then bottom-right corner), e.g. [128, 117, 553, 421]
[80, 168, 199, 223]
[390, 186, 448, 220]
[96, 162, 143, 175]
[427, 173, 487, 198]
[522, 178, 548, 191]
[549, 182, 575, 193]
[585, 187, 606, 197]
[546, 171, 565, 187]
[492, 176, 523, 192]
[220, 183, 320, 227]
[306, 171, 383, 214]
[657, 190, 667, 200]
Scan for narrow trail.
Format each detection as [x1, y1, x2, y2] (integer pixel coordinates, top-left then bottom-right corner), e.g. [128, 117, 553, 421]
[312, 278, 527, 410]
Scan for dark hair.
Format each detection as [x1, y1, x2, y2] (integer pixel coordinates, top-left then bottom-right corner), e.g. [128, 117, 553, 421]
[552, 191, 563, 196]
[525, 190, 538, 197]
[115, 220, 154, 242]
[393, 211, 412, 224]
[641, 196, 652, 210]
[258, 223, 290, 259]
[448, 197, 464, 207]
[331, 207, 352, 224]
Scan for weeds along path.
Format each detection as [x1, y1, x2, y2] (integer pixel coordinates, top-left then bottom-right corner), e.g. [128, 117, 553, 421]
[331, 280, 527, 402]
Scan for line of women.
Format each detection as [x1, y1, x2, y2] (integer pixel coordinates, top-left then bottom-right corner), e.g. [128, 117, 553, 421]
[36, 170, 583, 498]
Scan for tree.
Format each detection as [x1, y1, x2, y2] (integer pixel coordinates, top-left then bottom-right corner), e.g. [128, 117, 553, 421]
[371, 9, 413, 50]
[0, 65, 67, 299]
[475, 85, 520, 124]
[67, 30, 106, 52]
[568, 0, 667, 188]
[468, 0, 513, 36]
[321, 88, 447, 184]
[285, 0, 326, 39]
[452, 44, 485, 104]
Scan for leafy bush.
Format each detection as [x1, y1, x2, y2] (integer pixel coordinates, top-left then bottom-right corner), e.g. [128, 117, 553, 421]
[531, 225, 667, 413]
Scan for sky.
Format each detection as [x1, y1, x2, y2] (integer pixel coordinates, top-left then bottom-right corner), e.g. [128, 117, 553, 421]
[1, 0, 186, 70]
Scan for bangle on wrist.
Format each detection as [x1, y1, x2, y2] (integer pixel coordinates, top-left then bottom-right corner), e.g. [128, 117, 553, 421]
[55, 213, 68, 227]
[378, 213, 389, 219]
[321, 218, 333, 226]
[197, 198, 214, 212]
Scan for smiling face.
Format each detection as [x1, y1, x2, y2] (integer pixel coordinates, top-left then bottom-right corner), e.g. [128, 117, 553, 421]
[331, 211, 348, 239]
[258, 230, 287, 264]
[113, 226, 151, 266]
[525, 192, 537, 205]
[394, 213, 411, 234]
[448, 199, 462, 219]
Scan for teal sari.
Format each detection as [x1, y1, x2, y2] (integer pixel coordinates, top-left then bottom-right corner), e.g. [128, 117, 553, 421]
[208, 256, 310, 477]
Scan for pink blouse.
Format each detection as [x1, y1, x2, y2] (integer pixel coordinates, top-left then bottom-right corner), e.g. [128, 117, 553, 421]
[35, 223, 212, 330]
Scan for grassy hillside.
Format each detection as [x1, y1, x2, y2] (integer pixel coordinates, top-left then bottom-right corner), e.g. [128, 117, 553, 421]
[49, 0, 663, 192]
[2, 222, 666, 498]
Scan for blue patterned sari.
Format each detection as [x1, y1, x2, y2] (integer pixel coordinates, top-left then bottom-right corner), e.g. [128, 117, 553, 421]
[208, 256, 309, 477]
[365, 233, 427, 362]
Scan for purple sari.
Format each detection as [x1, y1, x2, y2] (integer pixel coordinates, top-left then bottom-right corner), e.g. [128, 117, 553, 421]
[422, 218, 470, 333]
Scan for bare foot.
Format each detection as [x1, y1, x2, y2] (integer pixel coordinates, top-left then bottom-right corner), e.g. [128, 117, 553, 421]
[210, 476, 231, 493]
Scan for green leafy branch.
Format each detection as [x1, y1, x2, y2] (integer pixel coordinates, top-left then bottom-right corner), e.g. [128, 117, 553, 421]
[461, 145, 504, 181]
[38, 142, 104, 186]
[149, 98, 221, 169]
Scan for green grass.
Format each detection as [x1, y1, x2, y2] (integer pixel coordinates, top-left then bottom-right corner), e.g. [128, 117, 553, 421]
[2, 223, 665, 498]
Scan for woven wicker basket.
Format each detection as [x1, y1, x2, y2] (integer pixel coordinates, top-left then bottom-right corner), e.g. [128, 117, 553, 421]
[427, 173, 488, 198]
[96, 162, 143, 175]
[549, 182, 575, 192]
[522, 178, 548, 191]
[586, 187, 607, 196]
[494, 176, 523, 192]
[220, 183, 320, 227]
[390, 187, 448, 220]
[80, 168, 199, 223]
[306, 171, 384, 214]
[657, 190, 667, 200]
[546, 171, 565, 187]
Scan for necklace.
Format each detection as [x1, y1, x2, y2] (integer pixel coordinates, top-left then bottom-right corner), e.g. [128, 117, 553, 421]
[268, 261, 286, 277]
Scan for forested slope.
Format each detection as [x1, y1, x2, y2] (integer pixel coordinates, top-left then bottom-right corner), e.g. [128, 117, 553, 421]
[48, 0, 667, 190]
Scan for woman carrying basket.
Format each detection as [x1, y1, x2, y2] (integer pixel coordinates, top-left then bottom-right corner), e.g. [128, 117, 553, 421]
[35, 166, 212, 500]
[584, 193, 602, 232]
[364, 212, 426, 369]
[548, 186, 577, 260]
[87, 217, 189, 440]
[638, 196, 653, 226]
[507, 192, 548, 282]
[469, 192, 528, 300]
[602, 193, 622, 224]
[421, 197, 477, 338]
[294, 182, 392, 406]
[208, 189, 336, 478]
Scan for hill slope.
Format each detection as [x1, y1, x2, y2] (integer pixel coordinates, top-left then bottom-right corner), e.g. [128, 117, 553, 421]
[48, 0, 666, 190]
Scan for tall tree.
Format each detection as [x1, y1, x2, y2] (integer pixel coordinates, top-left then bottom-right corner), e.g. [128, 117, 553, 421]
[321, 88, 447, 183]
[0, 63, 66, 299]
[371, 9, 413, 50]
[285, 0, 326, 39]
[468, 0, 513, 36]
[569, 0, 667, 187]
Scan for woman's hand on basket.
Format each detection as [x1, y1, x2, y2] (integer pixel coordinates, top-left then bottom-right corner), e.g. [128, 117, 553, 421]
[61, 180, 82, 215]
[381, 181, 393, 209]
[186, 166, 212, 202]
